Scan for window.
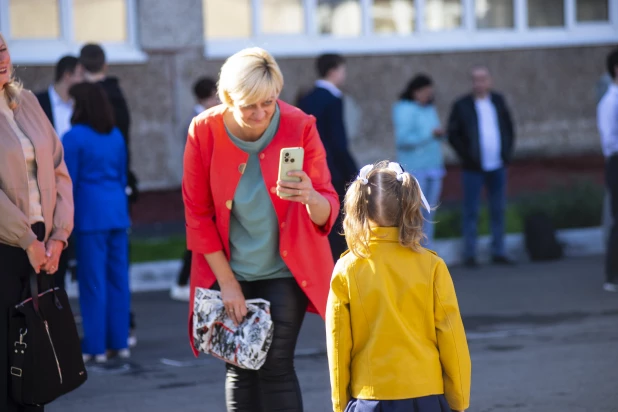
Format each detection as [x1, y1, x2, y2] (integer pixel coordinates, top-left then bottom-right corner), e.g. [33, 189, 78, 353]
[204, 0, 252, 38]
[476, 0, 514, 29]
[3, 0, 144, 64]
[528, 0, 565, 28]
[203, 0, 618, 58]
[425, 0, 462, 31]
[317, 0, 362, 36]
[373, 0, 416, 35]
[263, 0, 305, 34]
[9, 0, 61, 39]
[577, 0, 609, 22]
[73, 0, 127, 43]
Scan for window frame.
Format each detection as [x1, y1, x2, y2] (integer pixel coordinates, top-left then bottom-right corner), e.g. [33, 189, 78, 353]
[1, 0, 146, 65]
[204, 0, 618, 58]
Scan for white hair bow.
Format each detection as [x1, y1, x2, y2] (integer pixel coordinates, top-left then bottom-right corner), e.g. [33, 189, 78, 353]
[388, 162, 431, 214]
[357, 164, 373, 185]
[356, 162, 431, 214]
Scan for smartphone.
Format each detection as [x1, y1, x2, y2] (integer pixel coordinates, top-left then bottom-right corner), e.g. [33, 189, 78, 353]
[278, 147, 305, 197]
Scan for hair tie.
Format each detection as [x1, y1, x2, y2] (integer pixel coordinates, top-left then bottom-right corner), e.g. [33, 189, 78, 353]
[387, 162, 431, 214]
[387, 162, 405, 182]
[357, 164, 373, 185]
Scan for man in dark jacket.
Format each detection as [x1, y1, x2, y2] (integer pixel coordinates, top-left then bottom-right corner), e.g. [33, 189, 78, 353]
[297, 53, 357, 260]
[36, 55, 83, 140]
[447, 66, 515, 267]
[35, 55, 83, 291]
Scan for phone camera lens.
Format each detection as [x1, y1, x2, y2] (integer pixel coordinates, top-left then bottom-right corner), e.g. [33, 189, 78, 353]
[291, 159, 295, 163]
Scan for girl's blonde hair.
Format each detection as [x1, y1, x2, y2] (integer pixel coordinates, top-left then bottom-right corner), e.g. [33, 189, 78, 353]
[0, 33, 22, 110]
[218, 47, 283, 108]
[343, 160, 426, 258]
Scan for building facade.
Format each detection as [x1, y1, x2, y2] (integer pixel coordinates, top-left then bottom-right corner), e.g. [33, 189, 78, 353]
[6, 0, 618, 190]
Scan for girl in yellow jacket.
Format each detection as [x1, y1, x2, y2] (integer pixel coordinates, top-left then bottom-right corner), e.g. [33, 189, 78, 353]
[326, 161, 471, 412]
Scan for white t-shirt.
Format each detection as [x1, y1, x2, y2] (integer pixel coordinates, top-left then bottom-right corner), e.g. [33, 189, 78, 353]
[49, 85, 73, 140]
[597, 84, 618, 158]
[475, 96, 503, 171]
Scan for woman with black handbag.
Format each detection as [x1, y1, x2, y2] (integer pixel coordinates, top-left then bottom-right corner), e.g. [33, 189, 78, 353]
[0, 34, 74, 411]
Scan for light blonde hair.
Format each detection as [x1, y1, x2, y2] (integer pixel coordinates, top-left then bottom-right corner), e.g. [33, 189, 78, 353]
[0, 33, 22, 110]
[343, 160, 426, 258]
[217, 47, 283, 108]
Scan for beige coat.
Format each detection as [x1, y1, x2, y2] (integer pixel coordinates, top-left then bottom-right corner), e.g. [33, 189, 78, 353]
[0, 89, 73, 249]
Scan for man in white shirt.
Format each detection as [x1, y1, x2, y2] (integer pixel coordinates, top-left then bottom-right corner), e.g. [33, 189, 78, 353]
[597, 48, 618, 292]
[36, 55, 83, 140]
[448, 67, 515, 267]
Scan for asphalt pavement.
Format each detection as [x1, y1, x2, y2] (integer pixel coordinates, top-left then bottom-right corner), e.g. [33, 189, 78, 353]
[49, 255, 618, 412]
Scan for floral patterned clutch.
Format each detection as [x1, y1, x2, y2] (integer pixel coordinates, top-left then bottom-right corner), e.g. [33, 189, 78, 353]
[193, 288, 274, 370]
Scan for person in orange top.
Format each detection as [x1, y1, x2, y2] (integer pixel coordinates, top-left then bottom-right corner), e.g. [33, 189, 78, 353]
[182, 47, 338, 411]
[326, 161, 471, 412]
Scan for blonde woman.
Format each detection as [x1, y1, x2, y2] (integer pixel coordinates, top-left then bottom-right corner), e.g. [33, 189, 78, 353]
[0, 34, 73, 411]
[182, 48, 338, 411]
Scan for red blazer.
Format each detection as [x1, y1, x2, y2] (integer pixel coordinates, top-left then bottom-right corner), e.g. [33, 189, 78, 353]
[183, 100, 340, 356]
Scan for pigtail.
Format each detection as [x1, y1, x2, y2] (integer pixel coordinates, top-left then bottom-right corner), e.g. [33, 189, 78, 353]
[343, 177, 373, 258]
[398, 172, 425, 251]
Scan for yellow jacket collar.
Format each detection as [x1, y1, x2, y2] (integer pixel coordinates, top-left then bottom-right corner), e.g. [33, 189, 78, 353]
[369, 227, 400, 242]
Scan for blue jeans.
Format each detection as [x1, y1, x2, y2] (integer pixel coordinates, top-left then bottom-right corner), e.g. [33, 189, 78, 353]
[462, 168, 507, 259]
[414, 171, 443, 249]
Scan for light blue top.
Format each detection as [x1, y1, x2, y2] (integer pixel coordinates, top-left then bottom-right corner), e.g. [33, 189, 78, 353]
[393, 100, 445, 177]
[225, 104, 292, 282]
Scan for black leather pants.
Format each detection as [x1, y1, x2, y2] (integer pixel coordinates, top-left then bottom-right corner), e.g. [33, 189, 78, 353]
[216, 277, 308, 412]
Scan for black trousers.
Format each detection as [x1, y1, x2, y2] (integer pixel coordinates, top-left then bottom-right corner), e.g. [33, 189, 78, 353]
[606, 155, 618, 283]
[329, 179, 348, 261]
[0, 223, 45, 412]
[214, 277, 308, 412]
[177, 250, 192, 286]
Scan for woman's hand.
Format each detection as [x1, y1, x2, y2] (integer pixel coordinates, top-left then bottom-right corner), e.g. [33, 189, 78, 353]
[277, 170, 332, 227]
[220, 279, 248, 326]
[26, 240, 48, 274]
[41, 239, 64, 275]
[277, 171, 317, 205]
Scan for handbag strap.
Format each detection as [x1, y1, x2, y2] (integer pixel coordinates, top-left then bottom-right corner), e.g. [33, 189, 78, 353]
[10, 334, 26, 405]
[29, 270, 41, 317]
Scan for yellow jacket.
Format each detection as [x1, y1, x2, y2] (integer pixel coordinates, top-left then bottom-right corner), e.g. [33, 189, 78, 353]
[326, 227, 471, 412]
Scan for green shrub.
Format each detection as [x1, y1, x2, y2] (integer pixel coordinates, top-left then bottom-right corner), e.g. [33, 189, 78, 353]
[515, 180, 603, 230]
[433, 180, 603, 239]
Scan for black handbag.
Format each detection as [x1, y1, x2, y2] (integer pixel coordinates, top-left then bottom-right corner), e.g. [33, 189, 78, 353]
[8, 271, 88, 406]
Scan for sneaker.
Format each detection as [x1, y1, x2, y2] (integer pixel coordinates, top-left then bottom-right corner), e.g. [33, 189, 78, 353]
[83, 354, 107, 364]
[128, 330, 137, 348]
[492, 255, 515, 265]
[117, 349, 131, 359]
[603, 282, 618, 292]
[170, 284, 190, 302]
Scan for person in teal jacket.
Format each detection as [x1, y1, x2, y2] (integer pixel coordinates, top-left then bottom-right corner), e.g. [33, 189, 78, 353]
[393, 74, 445, 247]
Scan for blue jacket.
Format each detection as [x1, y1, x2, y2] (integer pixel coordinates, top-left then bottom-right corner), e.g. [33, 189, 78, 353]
[62, 125, 130, 232]
[393, 100, 444, 173]
[297, 87, 357, 192]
